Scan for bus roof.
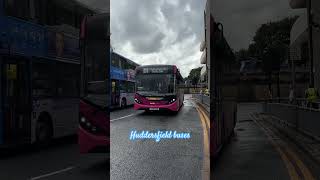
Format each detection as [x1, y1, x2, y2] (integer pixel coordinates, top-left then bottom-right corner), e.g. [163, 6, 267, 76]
[111, 51, 140, 67]
[136, 64, 178, 69]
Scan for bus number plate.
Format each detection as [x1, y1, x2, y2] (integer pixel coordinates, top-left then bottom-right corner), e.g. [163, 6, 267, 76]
[149, 108, 159, 111]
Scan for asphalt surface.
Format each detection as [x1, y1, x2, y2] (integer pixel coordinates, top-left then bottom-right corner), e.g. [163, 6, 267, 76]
[0, 137, 108, 180]
[110, 94, 206, 180]
[3, 101, 318, 180]
[0, 94, 204, 180]
[213, 103, 320, 180]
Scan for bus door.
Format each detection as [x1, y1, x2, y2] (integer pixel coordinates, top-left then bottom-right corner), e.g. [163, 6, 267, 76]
[126, 81, 135, 105]
[111, 80, 120, 107]
[2, 57, 31, 145]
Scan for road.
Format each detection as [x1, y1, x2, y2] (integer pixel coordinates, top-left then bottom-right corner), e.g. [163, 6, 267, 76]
[0, 137, 108, 180]
[110, 94, 208, 180]
[0, 94, 207, 180]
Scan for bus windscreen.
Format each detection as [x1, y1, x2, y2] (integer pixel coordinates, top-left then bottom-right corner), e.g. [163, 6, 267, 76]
[84, 81, 109, 109]
[136, 74, 174, 95]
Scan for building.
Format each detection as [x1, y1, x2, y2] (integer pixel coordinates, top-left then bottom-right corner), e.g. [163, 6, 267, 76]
[200, 0, 214, 91]
[289, 0, 320, 90]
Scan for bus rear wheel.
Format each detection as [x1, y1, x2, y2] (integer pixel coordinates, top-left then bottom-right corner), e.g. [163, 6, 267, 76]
[36, 116, 53, 145]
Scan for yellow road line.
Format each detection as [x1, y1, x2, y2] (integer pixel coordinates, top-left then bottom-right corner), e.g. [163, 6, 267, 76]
[275, 146, 300, 180]
[202, 108, 210, 130]
[285, 147, 315, 180]
[251, 115, 300, 180]
[196, 102, 210, 129]
[196, 107, 210, 180]
[251, 114, 317, 180]
[258, 118, 315, 180]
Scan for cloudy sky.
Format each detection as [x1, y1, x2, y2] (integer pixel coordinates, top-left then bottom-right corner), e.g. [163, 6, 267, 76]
[79, 0, 303, 77]
[110, 0, 206, 77]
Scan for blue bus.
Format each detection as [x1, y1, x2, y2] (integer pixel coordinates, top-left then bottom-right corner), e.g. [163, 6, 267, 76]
[0, 0, 98, 147]
[110, 50, 139, 108]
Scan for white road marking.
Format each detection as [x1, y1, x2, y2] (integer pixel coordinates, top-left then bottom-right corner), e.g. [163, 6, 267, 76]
[111, 113, 136, 122]
[30, 166, 75, 180]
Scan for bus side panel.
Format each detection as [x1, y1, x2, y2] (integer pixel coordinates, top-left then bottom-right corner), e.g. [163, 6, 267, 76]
[52, 98, 79, 138]
[0, 0, 3, 15]
[0, 107, 2, 145]
[177, 89, 183, 110]
[0, 57, 3, 145]
[123, 92, 135, 106]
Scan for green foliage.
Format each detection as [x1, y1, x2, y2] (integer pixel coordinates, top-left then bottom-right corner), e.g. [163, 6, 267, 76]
[252, 16, 298, 72]
[187, 67, 202, 85]
[235, 16, 298, 73]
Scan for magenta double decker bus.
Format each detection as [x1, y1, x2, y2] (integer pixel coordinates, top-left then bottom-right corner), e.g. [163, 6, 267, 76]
[79, 81, 109, 153]
[78, 13, 110, 153]
[134, 65, 184, 112]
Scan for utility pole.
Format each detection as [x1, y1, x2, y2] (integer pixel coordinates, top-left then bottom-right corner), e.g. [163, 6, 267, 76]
[307, 0, 314, 86]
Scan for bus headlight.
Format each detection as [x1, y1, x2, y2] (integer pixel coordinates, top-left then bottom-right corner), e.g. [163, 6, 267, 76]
[134, 98, 142, 104]
[169, 98, 176, 104]
[79, 116, 102, 135]
[80, 117, 86, 123]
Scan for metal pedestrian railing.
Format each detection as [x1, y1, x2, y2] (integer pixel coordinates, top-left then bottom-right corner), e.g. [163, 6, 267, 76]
[192, 93, 210, 112]
[264, 97, 320, 110]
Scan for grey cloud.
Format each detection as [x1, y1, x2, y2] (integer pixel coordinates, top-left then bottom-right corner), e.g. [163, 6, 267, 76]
[111, 0, 206, 76]
[131, 32, 165, 54]
[161, 0, 205, 44]
[112, 0, 165, 54]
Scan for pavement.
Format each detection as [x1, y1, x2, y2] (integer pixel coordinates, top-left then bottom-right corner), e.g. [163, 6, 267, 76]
[213, 120, 291, 180]
[212, 103, 320, 180]
[0, 137, 108, 180]
[110, 94, 208, 180]
[252, 112, 320, 179]
[192, 94, 210, 114]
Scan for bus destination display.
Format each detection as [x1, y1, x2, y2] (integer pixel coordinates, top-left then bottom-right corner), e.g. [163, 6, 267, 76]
[141, 66, 171, 74]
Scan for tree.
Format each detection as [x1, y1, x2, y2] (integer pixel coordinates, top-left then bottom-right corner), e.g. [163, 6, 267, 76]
[187, 67, 202, 87]
[243, 16, 298, 95]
